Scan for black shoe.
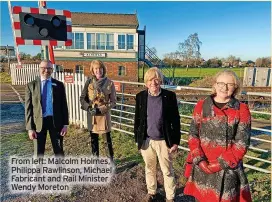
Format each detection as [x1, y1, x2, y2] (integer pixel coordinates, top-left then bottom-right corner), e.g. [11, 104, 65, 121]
[141, 194, 155, 202]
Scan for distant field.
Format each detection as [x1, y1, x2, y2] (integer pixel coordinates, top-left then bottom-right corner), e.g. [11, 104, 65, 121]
[171, 67, 244, 78]
[139, 67, 244, 78]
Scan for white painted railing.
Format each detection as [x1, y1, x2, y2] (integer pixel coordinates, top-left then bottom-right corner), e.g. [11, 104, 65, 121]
[10, 63, 40, 85]
[53, 71, 88, 128]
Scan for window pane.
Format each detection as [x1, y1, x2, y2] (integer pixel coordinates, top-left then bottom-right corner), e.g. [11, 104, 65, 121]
[66, 33, 75, 49]
[118, 66, 126, 76]
[96, 33, 106, 50]
[55, 65, 64, 72]
[106, 34, 114, 50]
[75, 33, 84, 49]
[64, 69, 73, 73]
[87, 33, 96, 49]
[76, 65, 84, 74]
[118, 35, 125, 49]
[127, 35, 134, 49]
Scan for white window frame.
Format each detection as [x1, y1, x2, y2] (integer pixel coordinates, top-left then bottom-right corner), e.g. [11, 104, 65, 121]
[127, 34, 134, 50]
[87, 33, 96, 50]
[96, 33, 106, 50]
[106, 33, 114, 50]
[62, 32, 135, 51]
[74, 32, 84, 50]
[66, 32, 84, 50]
[117, 34, 126, 50]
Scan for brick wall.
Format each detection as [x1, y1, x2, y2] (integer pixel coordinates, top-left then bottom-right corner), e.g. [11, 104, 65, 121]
[56, 60, 138, 82]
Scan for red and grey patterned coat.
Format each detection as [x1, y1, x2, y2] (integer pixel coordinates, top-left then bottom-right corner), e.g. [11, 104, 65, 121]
[184, 96, 252, 202]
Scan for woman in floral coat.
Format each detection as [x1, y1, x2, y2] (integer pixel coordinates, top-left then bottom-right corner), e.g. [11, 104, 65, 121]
[184, 70, 252, 202]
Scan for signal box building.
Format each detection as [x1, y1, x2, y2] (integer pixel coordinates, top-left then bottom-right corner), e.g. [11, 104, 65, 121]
[53, 12, 147, 82]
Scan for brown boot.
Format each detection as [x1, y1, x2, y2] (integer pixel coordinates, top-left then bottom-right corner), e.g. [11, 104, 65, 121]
[141, 194, 155, 202]
[166, 199, 174, 202]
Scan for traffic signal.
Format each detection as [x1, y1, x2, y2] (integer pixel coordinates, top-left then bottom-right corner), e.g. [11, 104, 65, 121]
[11, 6, 72, 46]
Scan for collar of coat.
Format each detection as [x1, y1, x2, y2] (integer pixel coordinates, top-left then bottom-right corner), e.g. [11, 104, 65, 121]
[202, 95, 240, 118]
[37, 77, 56, 84]
[143, 88, 167, 97]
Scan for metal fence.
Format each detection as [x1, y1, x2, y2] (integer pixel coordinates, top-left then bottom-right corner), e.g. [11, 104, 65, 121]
[10, 64, 272, 173]
[109, 80, 271, 174]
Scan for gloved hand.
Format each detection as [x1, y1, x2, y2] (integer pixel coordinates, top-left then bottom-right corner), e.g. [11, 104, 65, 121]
[207, 162, 222, 173]
[98, 105, 108, 114]
[198, 160, 213, 174]
[88, 107, 101, 116]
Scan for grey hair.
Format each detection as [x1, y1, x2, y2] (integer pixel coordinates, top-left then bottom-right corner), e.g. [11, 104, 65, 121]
[144, 67, 164, 84]
[211, 69, 241, 97]
[39, 59, 53, 67]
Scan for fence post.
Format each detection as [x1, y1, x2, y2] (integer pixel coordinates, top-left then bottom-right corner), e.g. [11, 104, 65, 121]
[75, 73, 79, 126]
[119, 83, 125, 129]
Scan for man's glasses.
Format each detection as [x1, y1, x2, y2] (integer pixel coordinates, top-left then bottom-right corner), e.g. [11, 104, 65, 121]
[216, 82, 237, 88]
[40, 67, 53, 70]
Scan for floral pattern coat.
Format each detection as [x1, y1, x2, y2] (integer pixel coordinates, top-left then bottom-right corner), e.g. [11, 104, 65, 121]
[184, 96, 252, 202]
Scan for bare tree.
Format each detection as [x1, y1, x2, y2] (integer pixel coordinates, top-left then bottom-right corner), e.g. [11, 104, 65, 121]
[233, 57, 241, 67]
[178, 33, 202, 70]
[255, 58, 263, 67]
[163, 51, 180, 77]
[227, 55, 236, 67]
[256, 57, 271, 67]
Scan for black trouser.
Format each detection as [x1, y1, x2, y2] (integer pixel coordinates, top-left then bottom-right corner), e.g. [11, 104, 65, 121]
[33, 116, 64, 157]
[90, 132, 114, 160]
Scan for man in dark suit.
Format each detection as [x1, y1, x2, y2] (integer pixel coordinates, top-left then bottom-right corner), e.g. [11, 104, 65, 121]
[134, 67, 181, 202]
[25, 60, 69, 157]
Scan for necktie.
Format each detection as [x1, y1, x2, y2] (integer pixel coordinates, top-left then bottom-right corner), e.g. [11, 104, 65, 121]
[42, 80, 48, 114]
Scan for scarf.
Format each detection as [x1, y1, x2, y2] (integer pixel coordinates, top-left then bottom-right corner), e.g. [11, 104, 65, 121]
[92, 76, 108, 93]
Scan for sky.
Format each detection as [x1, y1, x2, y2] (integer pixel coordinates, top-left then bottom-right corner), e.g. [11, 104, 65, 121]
[0, 1, 271, 61]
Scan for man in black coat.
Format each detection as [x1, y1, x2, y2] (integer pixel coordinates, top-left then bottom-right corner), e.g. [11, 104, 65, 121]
[134, 67, 181, 202]
[25, 60, 69, 157]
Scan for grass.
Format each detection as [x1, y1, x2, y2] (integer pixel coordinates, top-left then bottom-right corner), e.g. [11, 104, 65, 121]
[247, 172, 271, 202]
[1, 125, 271, 201]
[0, 72, 12, 84]
[1, 132, 33, 201]
[251, 111, 271, 121]
[0, 132, 32, 158]
[171, 67, 244, 78]
[138, 67, 244, 78]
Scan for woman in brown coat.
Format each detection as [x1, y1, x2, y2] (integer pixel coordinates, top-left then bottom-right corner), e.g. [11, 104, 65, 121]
[80, 60, 116, 161]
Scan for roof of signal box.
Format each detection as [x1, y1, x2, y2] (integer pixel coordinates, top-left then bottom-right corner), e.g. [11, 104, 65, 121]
[71, 12, 139, 28]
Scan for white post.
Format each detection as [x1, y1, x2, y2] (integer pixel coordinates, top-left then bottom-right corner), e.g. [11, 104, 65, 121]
[71, 73, 76, 124]
[74, 73, 79, 126]
[83, 76, 88, 128]
[79, 74, 83, 128]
